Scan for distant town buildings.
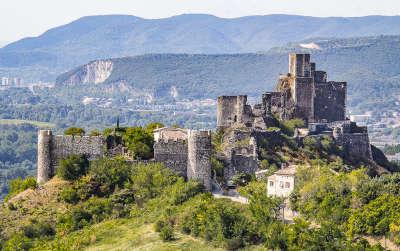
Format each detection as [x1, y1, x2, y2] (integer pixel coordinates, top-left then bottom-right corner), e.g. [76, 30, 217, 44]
[0, 76, 24, 86]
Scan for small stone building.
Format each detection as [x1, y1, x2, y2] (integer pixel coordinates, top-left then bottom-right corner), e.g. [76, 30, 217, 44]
[267, 166, 297, 198]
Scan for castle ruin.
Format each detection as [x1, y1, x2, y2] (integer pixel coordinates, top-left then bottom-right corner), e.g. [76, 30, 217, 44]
[216, 53, 372, 179]
[37, 130, 105, 183]
[37, 128, 212, 191]
[37, 53, 376, 190]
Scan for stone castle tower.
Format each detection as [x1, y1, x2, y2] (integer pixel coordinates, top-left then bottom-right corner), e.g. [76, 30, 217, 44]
[187, 130, 212, 191]
[37, 130, 53, 184]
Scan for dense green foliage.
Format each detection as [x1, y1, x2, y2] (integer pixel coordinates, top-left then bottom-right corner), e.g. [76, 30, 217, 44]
[1, 156, 391, 250]
[291, 165, 400, 246]
[0, 124, 37, 199]
[63, 127, 85, 136]
[56, 155, 89, 181]
[4, 177, 37, 202]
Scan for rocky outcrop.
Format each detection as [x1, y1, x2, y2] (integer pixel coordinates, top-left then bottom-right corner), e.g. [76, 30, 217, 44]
[57, 60, 113, 85]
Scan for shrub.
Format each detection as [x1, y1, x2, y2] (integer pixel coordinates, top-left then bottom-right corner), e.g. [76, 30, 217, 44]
[122, 127, 154, 159]
[232, 172, 253, 187]
[211, 156, 225, 182]
[128, 163, 178, 202]
[5, 176, 37, 201]
[168, 179, 203, 205]
[281, 118, 305, 136]
[88, 157, 132, 196]
[2, 233, 32, 251]
[154, 220, 166, 233]
[178, 195, 255, 245]
[22, 220, 55, 238]
[57, 197, 113, 232]
[64, 127, 85, 136]
[57, 154, 89, 181]
[159, 224, 175, 241]
[89, 129, 101, 136]
[59, 187, 79, 204]
[303, 136, 319, 151]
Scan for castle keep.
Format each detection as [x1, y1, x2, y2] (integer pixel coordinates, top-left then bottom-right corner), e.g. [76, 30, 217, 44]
[217, 53, 347, 129]
[216, 53, 372, 177]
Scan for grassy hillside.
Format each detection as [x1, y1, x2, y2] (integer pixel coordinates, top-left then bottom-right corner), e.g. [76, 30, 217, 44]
[0, 123, 399, 250]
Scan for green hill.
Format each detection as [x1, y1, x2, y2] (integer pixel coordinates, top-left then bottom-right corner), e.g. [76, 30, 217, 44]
[1, 123, 399, 250]
[56, 35, 400, 114]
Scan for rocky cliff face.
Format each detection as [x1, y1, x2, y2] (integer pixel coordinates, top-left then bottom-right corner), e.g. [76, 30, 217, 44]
[58, 60, 113, 85]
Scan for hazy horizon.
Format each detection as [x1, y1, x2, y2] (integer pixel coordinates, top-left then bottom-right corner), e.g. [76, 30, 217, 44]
[1, 0, 400, 43]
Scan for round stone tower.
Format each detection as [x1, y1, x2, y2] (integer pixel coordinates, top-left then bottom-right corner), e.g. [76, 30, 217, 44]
[187, 130, 212, 191]
[37, 130, 53, 184]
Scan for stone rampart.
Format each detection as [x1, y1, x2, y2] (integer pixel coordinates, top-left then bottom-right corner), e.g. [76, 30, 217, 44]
[154, 139, 188, 177]
[37, 130, 105, 183]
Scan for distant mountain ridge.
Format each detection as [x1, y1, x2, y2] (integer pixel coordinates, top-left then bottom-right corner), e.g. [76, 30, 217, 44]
[3, 14, 400, 80]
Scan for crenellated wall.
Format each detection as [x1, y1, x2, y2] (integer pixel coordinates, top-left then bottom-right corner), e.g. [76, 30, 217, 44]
[37, 130, 105, 183]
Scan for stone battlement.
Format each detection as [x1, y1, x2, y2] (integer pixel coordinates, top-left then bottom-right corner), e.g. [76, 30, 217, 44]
[37, 130, 105, 183]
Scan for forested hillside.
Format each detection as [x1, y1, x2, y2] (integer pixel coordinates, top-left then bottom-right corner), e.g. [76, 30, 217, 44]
[0, 124, 37, 198]
[3, 14, 400, 81]
[57, 35, 400, 114]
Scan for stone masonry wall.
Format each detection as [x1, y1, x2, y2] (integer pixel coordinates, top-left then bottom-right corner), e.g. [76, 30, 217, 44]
[294, 77, 314, 121]
[314, 81, 346, 122]
[154, 140, 188, 178]
[342, 133, 372, 160]
[37, 130, 105, 183]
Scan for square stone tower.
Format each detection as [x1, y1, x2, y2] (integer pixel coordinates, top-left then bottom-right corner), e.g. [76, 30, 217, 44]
[289, 53, 315, 122]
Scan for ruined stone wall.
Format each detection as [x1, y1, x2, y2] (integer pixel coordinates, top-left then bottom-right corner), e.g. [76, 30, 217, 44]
[187, 130, 212, 191]
[342, 133, 372, 160]
[217, 96, 239, 129]
[294, 77, 314, 121]
[154, 140, 188, 178]
[314, 81, 346, 122]
[37, 130, 106, 183]
[289, 53, 311, 77]
[217, 95, 253, 129]
[314, 71, 327, 83]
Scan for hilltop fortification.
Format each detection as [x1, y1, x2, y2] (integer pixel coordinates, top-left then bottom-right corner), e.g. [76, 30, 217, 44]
[37, 53, 381, 189]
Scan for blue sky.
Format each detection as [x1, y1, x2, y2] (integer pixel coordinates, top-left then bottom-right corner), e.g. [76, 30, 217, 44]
[1, 0, 400, 43]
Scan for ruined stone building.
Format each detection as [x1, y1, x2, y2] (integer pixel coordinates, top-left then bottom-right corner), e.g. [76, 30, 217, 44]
[217, 53, 347, 130]
[37, 128, 212, 191]
[37, 130, 105, 184]
[153, 127, 212, 191]
[216, 53, 372, 179]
